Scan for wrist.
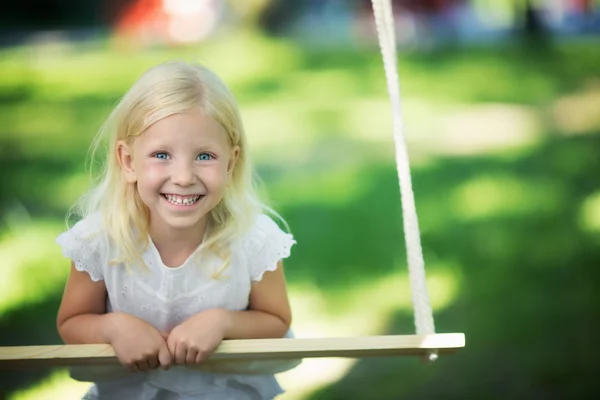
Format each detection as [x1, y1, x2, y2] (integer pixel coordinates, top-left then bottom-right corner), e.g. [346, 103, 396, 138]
[211, 308, 234, 338]
[100, 312, 127, 343]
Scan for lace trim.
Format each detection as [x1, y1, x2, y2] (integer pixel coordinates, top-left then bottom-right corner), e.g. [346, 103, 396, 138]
[56, 216, 105, 282]
[251, 231, 296, 282]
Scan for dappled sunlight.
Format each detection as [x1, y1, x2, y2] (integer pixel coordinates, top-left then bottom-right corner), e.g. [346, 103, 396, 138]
[245, 97, 546, 169]
[284, 69, 363, 102]
[316, 263, 460, 324]
[432, 103, 542, 156]
[552, 80, 600, 136]
[423, 265, 462, 311]
[0, 30, 302, 102]
[342, 97, 393, 141]
[342, 99, 544, 161]
[200, 32, 302, 88]
[578, 190, 600, 233]
[243, 97, 393, 166]
[0, 220, 67, 314]
[277, 265, 460, 399]
[0, 49, 36, 97]
[340, 98, 545, 162]
[242, 70, 384, 159]
[451, 174, 565, 221]
[396, 47, 589, 105]
[242, 101, 316, 153]
[7, 49, 159, 101]
[278, 357, 354, 400]
[9, 369, 90, 400]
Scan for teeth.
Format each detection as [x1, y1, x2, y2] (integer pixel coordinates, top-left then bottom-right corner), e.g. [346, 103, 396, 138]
[164, 194, 201, 206]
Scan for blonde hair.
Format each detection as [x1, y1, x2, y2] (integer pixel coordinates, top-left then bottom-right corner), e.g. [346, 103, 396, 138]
[70, 61, 277, 271]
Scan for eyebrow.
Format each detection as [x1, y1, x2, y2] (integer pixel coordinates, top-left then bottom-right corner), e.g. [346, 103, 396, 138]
[141, 141, 225, 154]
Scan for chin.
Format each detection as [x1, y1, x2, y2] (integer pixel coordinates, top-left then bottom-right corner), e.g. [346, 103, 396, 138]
[169, 216, 208, 230]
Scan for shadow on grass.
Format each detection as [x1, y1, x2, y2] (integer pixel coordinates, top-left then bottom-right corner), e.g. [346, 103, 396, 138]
[298, 40, 600, 105]
[304, 134, 600, 399]
[0, 295, 63, 397]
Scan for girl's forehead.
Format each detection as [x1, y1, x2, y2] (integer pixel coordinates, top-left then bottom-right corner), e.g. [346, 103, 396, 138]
[138, 110, 229, 147]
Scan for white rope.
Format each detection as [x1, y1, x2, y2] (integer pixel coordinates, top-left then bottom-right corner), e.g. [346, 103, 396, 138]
[370, 0, 437, 351]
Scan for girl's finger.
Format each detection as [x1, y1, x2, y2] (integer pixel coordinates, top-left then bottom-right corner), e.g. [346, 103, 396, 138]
[195, 350, 205, 364]
[158, 345, 172, 370]
[137, 360, 150, 372]
[186, 347, 199, 365]
[147, 355, 159, 370]
[175, 343, 187, 365]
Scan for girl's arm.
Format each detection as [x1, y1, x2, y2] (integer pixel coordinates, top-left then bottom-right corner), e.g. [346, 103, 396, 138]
[56, 262, 115, 344]
[222, 260, 292, 339]
[57, 262, 172, 371]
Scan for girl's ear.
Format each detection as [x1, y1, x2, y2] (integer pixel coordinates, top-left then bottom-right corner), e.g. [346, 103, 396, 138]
[117, 140, 137, 183]
[227, 145, 240, 177]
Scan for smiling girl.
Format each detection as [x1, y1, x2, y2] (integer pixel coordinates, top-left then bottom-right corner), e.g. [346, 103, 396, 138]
[55, 61, 296, 400]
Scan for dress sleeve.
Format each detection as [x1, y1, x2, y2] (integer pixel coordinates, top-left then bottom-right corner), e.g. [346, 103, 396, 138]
[55, 213, 108, 282]
[245, 214, 296, 282]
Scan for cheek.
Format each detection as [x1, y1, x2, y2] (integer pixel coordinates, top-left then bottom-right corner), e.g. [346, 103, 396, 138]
[138, 164, 166, 188]
[203, 165, 229, 189]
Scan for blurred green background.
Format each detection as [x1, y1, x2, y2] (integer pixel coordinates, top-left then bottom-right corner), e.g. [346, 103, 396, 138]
[1, 0, 600, 399]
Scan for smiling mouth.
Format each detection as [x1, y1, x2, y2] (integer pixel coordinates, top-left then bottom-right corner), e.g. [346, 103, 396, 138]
[162, 194, 203, 206]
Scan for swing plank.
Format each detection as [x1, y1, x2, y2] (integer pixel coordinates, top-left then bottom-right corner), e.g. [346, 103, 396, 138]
[0, 333, 464, 368]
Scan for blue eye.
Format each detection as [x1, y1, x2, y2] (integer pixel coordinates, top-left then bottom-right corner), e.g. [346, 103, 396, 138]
[197, 153, 213, 161]
[154, 152, 169, 160]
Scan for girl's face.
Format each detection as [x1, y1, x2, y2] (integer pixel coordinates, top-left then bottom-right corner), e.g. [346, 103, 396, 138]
[118, 108, 239, 238]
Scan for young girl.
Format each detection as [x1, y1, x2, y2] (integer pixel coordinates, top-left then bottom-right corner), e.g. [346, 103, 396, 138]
[55, 61, 297, 399]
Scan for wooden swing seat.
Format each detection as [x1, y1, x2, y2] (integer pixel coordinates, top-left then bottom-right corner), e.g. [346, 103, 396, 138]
[0, 333, 464, 369]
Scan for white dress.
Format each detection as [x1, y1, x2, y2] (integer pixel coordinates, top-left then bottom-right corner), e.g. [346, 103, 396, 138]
[56, 213, 297, 400]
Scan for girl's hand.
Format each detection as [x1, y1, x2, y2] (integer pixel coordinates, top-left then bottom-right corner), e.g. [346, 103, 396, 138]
[167, 308, 229, 365]
[106, 313, 172, 372]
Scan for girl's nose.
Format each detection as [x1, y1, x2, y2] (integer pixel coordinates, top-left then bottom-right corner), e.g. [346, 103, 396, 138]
[171, 161, 195, 186]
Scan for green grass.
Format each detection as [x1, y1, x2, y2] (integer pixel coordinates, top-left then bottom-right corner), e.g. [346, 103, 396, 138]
[0, 31, 599, 399]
